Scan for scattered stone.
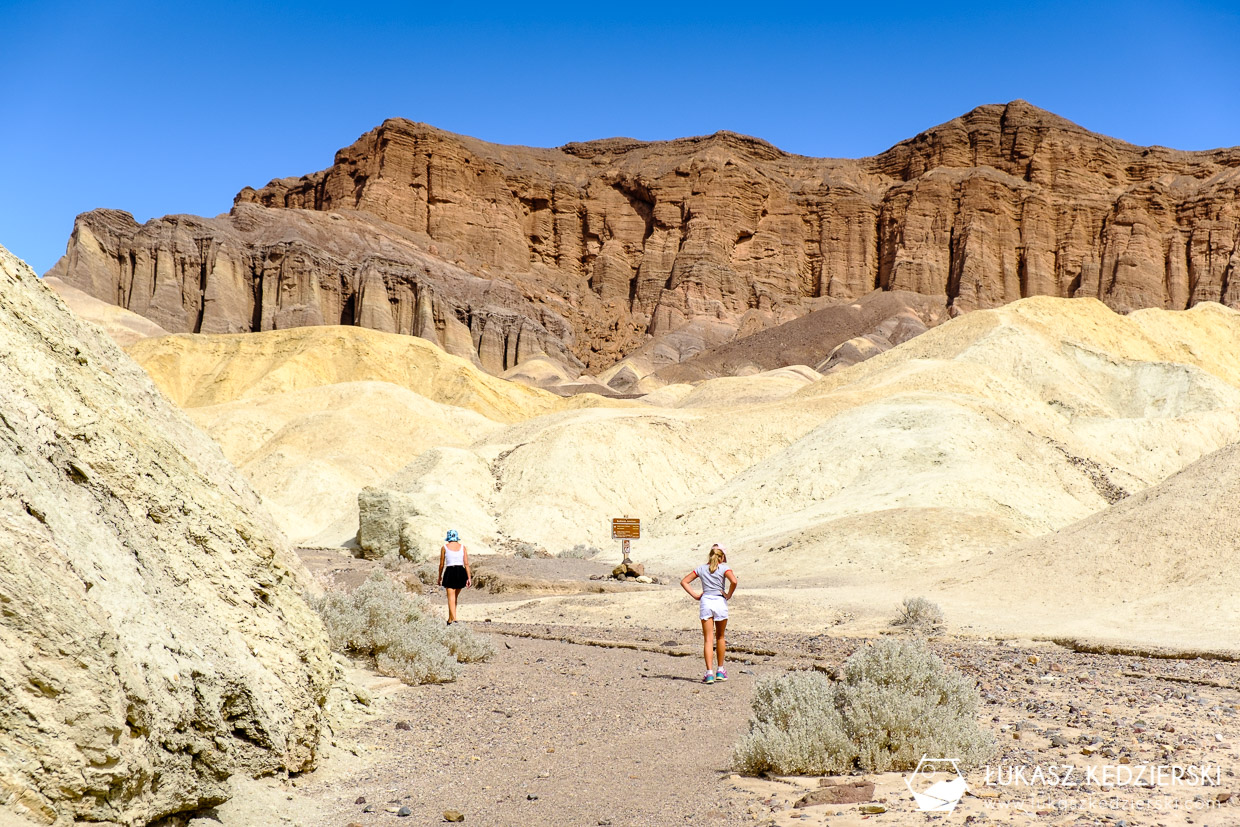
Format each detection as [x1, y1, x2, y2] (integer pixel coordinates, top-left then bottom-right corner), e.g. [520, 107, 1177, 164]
[859, 804, 886, 814]
[443, 810, 465, 822]
[797, 779, 874, 806]
[355, 796, 366, 805]
[611, 562, 646, 580]
[395, 720, 412, 731]
[363, 804, 376, 813]
[527, 794, 539, 800]
[397, 805, 412, 817]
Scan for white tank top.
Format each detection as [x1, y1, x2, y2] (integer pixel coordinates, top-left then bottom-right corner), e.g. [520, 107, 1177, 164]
[443, 544, 465, 566]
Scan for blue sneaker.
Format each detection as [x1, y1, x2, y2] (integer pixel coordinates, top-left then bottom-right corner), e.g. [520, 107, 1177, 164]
[715, 668, 728, 681]
[702, 673, 715, 684]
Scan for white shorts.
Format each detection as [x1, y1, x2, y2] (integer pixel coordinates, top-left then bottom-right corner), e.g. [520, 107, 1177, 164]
[700, 595, 729, 621]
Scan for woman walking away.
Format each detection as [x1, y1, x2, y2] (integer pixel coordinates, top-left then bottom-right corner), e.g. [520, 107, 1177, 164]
[437, 529, 472, 623]
[680, 545, 738, 684]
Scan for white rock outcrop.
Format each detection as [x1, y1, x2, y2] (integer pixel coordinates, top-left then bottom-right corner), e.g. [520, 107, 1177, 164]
[0, 245, 334, 826]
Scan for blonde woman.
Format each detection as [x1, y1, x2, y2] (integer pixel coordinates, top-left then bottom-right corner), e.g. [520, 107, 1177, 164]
[437, 529, 472, 623]
[680, 544, 738, 684]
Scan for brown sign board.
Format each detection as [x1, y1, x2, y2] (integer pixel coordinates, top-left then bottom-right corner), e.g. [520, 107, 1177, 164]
[611, 518, 640, 539]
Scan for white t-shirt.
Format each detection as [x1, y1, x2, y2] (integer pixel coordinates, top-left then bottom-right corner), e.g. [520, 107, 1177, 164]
[695, 563, 731, 597]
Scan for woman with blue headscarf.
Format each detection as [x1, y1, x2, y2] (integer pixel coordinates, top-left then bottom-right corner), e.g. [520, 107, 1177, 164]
[437, 529, 472, 623]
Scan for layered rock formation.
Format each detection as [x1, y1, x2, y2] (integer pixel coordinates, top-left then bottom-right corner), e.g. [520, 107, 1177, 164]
[0, 246, 334, 825]
[51, 101, 1240, 376]
[50, 205, 583, 375]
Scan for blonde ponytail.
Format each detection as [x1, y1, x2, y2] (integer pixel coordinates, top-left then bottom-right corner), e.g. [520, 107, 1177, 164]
[707, 547, 725, 574]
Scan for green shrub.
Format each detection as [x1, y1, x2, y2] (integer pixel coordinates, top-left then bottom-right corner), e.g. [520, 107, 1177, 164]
[732, 639, 993, 775]
[891, 596, 945, 634]
[312, 570, 493, 684]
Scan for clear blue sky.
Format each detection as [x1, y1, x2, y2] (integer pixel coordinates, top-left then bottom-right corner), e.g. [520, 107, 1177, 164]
[2, 0, 1237, 274]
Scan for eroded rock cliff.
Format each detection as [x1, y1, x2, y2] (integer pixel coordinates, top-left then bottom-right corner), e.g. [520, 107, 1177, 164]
[0, 245, 334, 825]
[51, 101, 1240, 374]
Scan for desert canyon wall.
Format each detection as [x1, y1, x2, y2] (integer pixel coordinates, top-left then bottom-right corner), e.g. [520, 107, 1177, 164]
[0, 245, 334, 826]
[49, 101, 1240, 376]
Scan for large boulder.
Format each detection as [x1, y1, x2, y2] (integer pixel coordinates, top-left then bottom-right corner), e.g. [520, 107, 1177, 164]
[0, 245, 334, 826]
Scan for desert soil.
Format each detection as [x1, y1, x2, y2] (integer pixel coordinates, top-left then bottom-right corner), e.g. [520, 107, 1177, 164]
[238, 552, 1240, 827]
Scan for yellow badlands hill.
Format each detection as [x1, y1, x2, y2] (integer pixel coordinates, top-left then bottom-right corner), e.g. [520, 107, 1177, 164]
[127, 324, 564, 421]
[126, 326, 586, 545]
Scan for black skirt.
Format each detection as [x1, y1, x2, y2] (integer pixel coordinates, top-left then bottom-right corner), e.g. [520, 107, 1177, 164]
[442, 565, 467, 589]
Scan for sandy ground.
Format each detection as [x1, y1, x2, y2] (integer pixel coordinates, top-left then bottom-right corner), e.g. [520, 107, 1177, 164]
[222, 551, 1240, 827]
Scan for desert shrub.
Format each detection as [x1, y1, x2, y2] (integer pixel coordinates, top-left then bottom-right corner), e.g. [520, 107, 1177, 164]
[891, 596, 945, 634]
[732, 639, 993, 775]
[444, 623, 495, 663]
[312, 570, 493, 685]
[838, 639, 993, 772]
[732, 671, 857, 775]
[557, 544, 601, 559]
[380, 552, 402, 571]
[512, 541, 542, 558]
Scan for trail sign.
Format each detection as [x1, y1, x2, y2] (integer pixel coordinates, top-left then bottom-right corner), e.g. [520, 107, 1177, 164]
[611, 518, 640, 539]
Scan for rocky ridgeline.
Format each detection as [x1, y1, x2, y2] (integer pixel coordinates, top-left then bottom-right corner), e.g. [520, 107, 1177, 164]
[0, 245, 334, 825]
[50, 101, 1240, 376]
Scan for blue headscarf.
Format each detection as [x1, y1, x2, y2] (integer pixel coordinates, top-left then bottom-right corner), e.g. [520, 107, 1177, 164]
[445, 529, 460, 543]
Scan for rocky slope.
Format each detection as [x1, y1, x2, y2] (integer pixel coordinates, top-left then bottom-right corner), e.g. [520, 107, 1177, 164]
[49, 101, 1240, 378]
[0, 246, 334, 826]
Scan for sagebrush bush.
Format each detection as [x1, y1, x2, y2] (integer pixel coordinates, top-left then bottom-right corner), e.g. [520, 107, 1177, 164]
[732, 639, 993, 775]
[512, 541, 542, 558]
[312, 570, 493, 684]
[556, 544, 600, 559]
[444, 623, 495, 663]
[732, 671, 857, 775]
[838, 639, 992, 772]
[891, 596, 945, 634]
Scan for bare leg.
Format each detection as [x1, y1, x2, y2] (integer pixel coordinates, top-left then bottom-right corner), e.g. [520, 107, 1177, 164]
[715, 618, 727, 671]
[447, 588, 459, 622]
[701, 618, 716, 673]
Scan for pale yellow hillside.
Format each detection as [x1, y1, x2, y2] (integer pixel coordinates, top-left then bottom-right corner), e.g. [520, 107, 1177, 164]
[938, 439, 1240, 651]
[188, 381, 499, 546]
[127, 325, 565, 422]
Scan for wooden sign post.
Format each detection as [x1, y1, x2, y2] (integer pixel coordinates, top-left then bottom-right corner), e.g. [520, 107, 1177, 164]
[611, 517, 640, 562]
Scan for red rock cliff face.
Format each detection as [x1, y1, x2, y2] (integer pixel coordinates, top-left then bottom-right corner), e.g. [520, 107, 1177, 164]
[52, 101, 1240, 373]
